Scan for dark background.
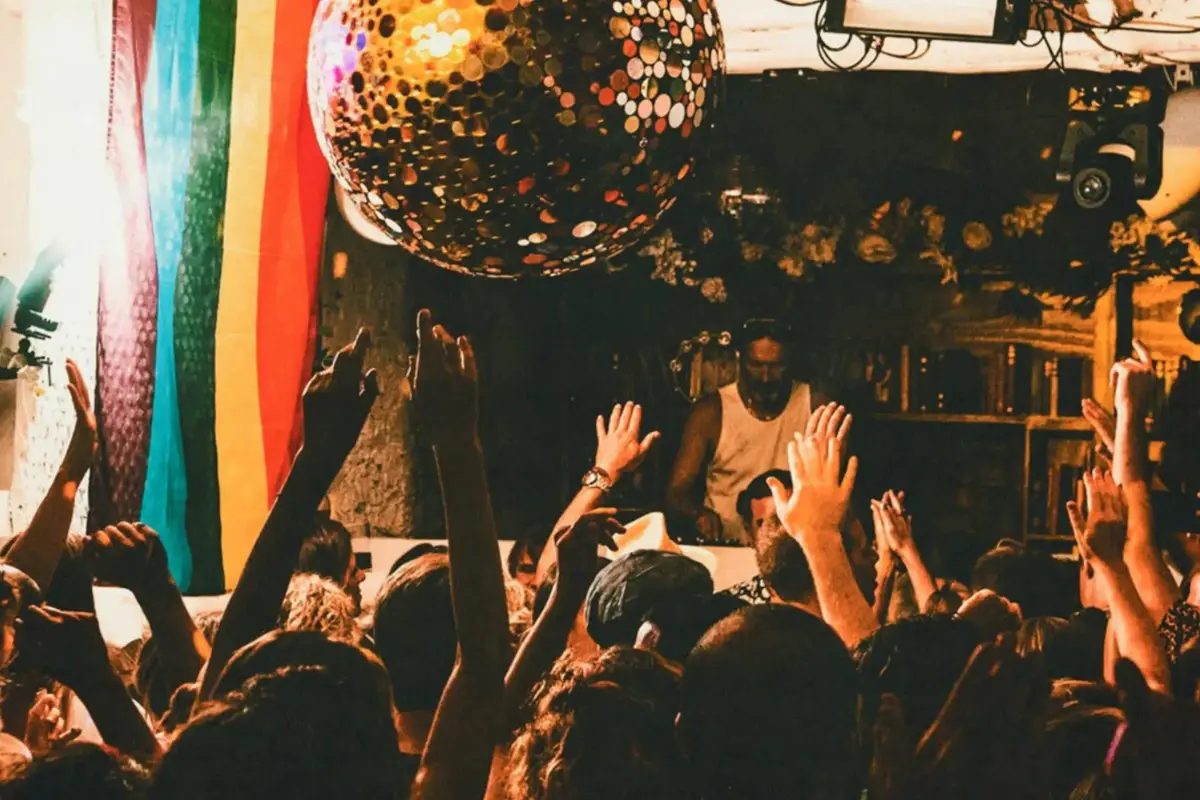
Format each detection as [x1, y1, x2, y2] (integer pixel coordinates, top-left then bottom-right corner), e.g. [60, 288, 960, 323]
[319, 71, 1137, 581]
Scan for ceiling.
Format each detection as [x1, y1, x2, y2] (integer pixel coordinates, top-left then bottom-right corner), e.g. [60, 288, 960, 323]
[717, 0, 1200, 73]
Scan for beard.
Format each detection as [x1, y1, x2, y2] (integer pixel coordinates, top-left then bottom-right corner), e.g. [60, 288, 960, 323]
[749, 380, 788, 406]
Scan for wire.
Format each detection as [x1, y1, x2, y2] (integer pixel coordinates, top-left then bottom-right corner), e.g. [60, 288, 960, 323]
[1034, 0, 1200, 34]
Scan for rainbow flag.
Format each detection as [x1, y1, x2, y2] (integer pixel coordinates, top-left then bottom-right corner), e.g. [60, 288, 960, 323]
[91, 0, 330, 593]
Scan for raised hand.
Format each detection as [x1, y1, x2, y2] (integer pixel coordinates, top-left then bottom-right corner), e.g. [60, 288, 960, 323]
[1081, 398, 1116, 467]
[21, 605, 110, 692]
[25, 689, 80, 757]
[1067, 469, 1127, 566]
[804, 402, 852, 454]
[767, 432, 858, 540]
[1110, 339, 1155, 415]
[594, 402, 660, 482]
[85, 522, 170, 594]
[301, 329, 379, 474]
[410, 309, 478, 447]
[62, 359, 97, 483]
[551, 509, 623, 601]
[872, 490, 913, 558]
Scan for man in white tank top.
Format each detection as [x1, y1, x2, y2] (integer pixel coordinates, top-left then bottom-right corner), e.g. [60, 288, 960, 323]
[667, 320, 817, 545]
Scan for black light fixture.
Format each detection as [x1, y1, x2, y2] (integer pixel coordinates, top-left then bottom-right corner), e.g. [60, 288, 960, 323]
[823, 0, 1031, 44]
[1056, 76, 1166, 213]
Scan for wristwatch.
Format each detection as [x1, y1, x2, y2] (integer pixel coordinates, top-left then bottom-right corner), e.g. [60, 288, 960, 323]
[581, 466, 614, 493]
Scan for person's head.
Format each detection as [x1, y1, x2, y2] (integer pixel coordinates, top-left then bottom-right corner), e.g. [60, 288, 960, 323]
[388, 543, 447, 577]
[152, 635, 402, 800]
[372, 553, 457, 713]
[0, 534, 94, 615]
[508, 529, 548, 588]
[584, 551, 714, 649]
[1015, 615, 1103, 683]
[736, 470, 789, 538]
[637, 592, 748, 664]
[0, 565, 39, 670]
[508, 646, 685, 800]
[736, 319, 792, 408]
[971, 541, 1069, 619]
[755, 516, 815, 607]
[756, 513, 876, 606]
[278, 573, 360, 643]
[0, 742, 149, 800]
[853, 614, 984, 741]
[678, 605, 858, 799]
[297, 515, 362, 611]
[1042, 702, 1124, 800]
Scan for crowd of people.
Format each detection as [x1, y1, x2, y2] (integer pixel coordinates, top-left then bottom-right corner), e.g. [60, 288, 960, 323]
[0, 309, 1195, 799]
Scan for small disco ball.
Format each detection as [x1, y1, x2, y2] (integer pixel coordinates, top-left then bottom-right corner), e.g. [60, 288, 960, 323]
[307, 0, 724, 277]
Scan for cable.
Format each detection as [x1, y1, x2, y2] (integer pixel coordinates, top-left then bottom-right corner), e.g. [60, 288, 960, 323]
[1034, 0, 1200, 34]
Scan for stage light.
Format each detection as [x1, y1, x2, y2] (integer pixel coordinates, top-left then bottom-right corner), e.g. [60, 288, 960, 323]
[824, 0, 1030, 44]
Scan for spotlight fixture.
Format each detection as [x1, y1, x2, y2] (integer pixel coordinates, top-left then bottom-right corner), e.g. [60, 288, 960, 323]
[823, 0, 1030, 44]
[1056, 76, 1166, 213]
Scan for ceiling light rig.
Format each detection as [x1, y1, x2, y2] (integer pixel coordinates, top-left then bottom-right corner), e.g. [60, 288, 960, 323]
[772, 0, 1200, 73]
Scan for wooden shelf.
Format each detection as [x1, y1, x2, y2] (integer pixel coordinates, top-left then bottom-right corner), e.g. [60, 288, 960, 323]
[874, 413, 1095, 432]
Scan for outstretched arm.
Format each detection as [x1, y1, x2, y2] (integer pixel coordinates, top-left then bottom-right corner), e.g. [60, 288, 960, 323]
[535, 402, 659, 582]
[5, 360, 96, 593]
[769, 405, 877, 647]
[197, 332, 378, 703]
[1069, 470, 1170, 694]
[87, 523, 208, 701]
[410, 311, 509, 800]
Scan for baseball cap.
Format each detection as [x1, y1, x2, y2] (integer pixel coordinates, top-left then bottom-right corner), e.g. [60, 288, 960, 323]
[584, 550, 714, 648]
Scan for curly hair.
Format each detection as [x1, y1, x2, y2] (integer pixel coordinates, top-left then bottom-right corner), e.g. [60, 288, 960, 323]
[278, 574, 359, 643]
[507, 647, 685, 800]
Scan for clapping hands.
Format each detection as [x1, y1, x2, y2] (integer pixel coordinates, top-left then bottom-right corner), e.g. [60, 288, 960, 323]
[872, 491, 913, 560]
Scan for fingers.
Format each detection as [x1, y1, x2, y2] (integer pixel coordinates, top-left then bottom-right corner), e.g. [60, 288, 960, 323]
[1066, 501, 1086, 555]
[458, 336, 477, 381]
[1131, 338, 1151, 366]
[331, 329, 367, 393]
[595, 415, 606, 442]
[766, 476, 791, 510]
[628, 403, 642, 435]
[416, 308, 434, 350]
[841, 455, 860, 498]
[361, 369, 380, 408]
[785, 439, 802, 486]
[609, 403, 621, 434]
[639, 431, 661, 452]
[618, 401, 634, 432]
[836, 410, 853, 446]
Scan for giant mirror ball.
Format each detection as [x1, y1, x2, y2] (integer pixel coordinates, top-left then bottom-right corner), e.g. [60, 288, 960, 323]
[307, 0, 724, 277]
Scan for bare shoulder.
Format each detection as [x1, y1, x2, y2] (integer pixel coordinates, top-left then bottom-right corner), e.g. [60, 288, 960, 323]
[687, 393, 722, 432]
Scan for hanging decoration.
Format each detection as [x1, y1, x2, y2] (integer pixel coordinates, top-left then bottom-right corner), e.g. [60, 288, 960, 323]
[308, 0, 725, 277]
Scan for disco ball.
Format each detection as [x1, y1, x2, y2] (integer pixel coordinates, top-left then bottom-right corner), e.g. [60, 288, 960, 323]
[307, 0, 724, 277]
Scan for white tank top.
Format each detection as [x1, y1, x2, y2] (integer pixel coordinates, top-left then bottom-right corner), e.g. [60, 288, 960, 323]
[704, 382, 812, 544]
